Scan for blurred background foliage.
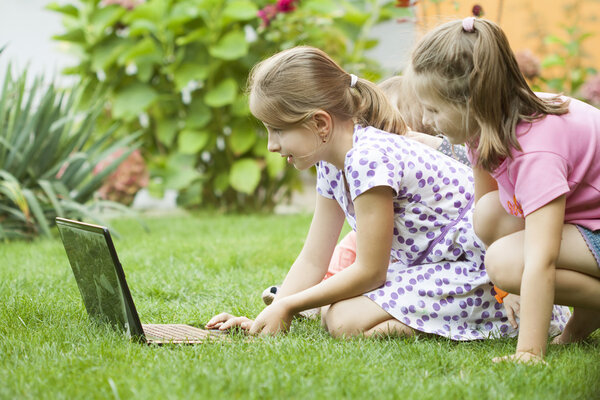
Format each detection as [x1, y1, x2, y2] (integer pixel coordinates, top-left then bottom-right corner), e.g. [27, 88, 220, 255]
[0, 64, 140, 240]
[49, 0, 409, 211]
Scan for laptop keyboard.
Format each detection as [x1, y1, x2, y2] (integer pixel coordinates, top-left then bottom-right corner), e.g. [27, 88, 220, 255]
[142, 324, 228, 344]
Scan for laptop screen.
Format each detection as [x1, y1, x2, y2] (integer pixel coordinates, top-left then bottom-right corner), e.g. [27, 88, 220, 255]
[56, 218, 144, 338]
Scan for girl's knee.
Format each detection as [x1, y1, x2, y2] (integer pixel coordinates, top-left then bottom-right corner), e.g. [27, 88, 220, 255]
[323, 301, 361, 338]
[484, 240, 521, 292]
[473, 191, 525, 247]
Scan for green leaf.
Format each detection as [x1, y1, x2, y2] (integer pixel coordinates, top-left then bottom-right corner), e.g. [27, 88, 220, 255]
[122, 1, 167, 24]
[112, 83, 158, 120]
[541, 54, 566, 68]
[204, 78, 237, 107]
[91, 37, 134, 71]
[544, 35, 567, 46]
[214, 172, 229, 193]
[166, 2, 200, 29]
[265, 151, 286, 178]
[175, 28, 206, 46]
[129, 19, 159, 36]
[252, 136, 269, 157]
[231, 96, 250, 116]
[305, 0, 339, 14]
[209, 31, 248, 61]
[52, 29, 86, 44]
[156, 118, 178, 146]
[229, 158, 261, 194]
[228, 127, 256, 155]
[164, 153, 201, 190]
[90, 5, 126, 36]
[174, 63, 209, 91]
[46, 3, 79, 17]
[185, 99, 211, 128]
[118, 37, 158, 65]
[177, 130, 210, 154]
[222, 0, 259, 20]
[22, 189, 51, 237]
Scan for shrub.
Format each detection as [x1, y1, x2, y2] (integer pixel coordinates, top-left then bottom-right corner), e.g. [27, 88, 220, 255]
[0, 66, 140, 240]
[49, 0, 404, 211]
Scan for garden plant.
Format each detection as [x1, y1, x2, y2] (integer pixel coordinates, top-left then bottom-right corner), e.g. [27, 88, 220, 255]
[0, 66, 140, 240]
[49, 0, 409, 211]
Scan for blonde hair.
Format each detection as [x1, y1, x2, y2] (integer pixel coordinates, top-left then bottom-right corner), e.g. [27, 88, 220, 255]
[409, 18, 569, 171]
[378, 75, 436, 135]
[248, 46, 407, 135]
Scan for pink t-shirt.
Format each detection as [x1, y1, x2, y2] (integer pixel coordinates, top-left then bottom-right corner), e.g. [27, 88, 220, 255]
[473, 95, 600, 230]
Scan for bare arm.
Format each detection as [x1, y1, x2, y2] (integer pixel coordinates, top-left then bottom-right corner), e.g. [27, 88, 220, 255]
[473, 165, 498, 203]
[250, 186, 395, 334]
[206, 194, 345, 331]
[499, 195, 565, 362]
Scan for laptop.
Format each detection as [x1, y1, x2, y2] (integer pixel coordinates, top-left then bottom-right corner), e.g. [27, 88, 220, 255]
[56, 217, 228, 344]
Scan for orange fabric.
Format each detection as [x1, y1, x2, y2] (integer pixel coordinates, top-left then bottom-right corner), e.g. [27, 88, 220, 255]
[324, 231, 357, 279]
[493, 285, 509, 303]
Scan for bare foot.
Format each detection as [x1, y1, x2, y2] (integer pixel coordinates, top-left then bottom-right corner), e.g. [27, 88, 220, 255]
[551, 307, 600, 345]
[492, 351, 546, 365]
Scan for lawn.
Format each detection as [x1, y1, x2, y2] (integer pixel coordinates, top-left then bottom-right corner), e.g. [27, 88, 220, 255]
[1, 213, 599, 399]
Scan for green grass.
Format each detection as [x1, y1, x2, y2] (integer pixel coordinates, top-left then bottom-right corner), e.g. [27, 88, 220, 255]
[1, 213, 599, 399]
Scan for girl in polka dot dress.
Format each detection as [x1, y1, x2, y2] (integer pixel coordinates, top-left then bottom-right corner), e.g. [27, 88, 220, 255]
[206, 46, 569, 340]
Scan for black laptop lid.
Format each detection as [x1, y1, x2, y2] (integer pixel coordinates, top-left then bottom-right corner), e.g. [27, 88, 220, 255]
[56, 217, 145, 338]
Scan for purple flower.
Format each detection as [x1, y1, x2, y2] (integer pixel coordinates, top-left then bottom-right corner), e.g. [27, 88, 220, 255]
[472, 4, 484, 17]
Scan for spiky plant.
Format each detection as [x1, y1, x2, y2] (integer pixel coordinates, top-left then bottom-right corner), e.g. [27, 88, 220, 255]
[0, 66, 140, 240]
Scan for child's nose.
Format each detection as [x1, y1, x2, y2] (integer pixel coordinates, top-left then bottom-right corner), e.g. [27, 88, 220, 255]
[422, 112, 432, 128]
[267, 134, 280, 153]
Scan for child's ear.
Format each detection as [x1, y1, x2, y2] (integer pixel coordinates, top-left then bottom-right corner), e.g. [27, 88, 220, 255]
[312, 110, 332, 141]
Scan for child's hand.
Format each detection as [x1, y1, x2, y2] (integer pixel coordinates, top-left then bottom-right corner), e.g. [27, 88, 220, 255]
[205, 312, 253, 331]
[249, 302, 293, 336]
[492, 351, 547, 365]
[405, 131, 443, 149]
[502, 294, 520, 329]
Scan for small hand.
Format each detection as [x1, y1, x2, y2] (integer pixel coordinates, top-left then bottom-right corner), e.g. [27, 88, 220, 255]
[492, 351, 547, 365]
[405, 131, 443, 149]
[205, 312, 254, 331]
[249, 301, 294, 336]
[502, 294, 520, 329]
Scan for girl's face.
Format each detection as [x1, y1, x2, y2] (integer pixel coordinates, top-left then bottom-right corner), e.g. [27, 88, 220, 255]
[265, 123, 323, 170]
[419, 95, 469, 144]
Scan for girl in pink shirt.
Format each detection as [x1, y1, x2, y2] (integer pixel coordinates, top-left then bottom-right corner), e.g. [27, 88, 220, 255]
[407, 16, 600, 363]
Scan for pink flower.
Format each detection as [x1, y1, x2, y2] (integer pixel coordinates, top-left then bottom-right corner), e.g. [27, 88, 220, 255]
[95, 149, 149, 205]
[257, 4, 278, 27]
[276, 0, 296, 13]
[514, 49, 541, 80]
[100, 0, 144, 10]
[581, 74, 600, 106]
[395, 0, 418, 7]
[472, 4, 484, 17]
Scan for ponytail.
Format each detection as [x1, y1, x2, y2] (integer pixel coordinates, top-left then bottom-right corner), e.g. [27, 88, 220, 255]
[351, 78, 407, 135]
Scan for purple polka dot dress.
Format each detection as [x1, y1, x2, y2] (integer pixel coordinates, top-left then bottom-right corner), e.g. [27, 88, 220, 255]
[316, 126, 570, 340]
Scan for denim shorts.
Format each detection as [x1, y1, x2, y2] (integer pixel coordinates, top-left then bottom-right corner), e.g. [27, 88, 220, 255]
[577, 225, 600, 268]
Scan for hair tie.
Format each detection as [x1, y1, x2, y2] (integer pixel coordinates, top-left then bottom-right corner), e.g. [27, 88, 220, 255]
[349, 74, 358, 88]
[462, 16, 475, 32]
